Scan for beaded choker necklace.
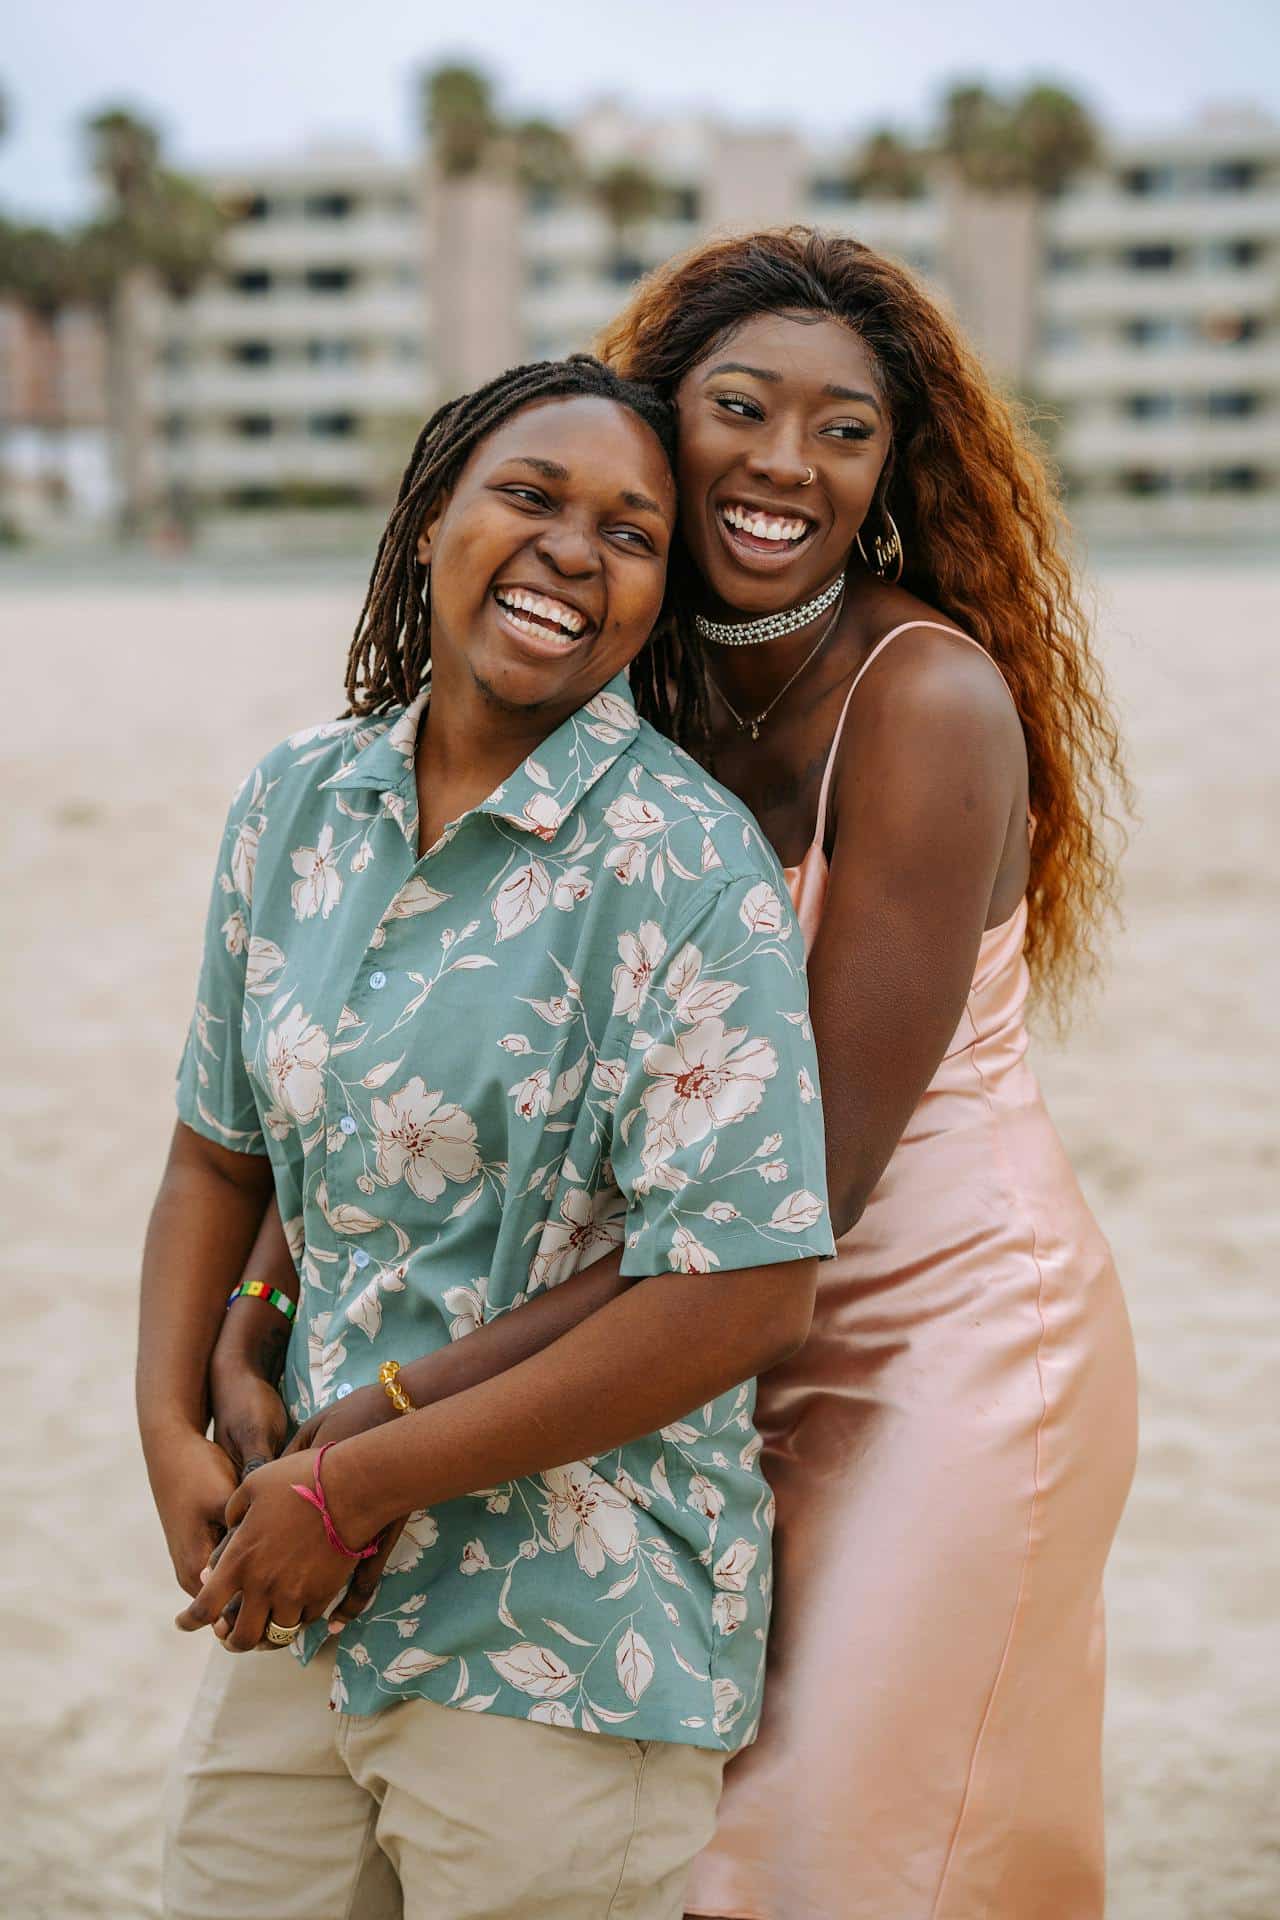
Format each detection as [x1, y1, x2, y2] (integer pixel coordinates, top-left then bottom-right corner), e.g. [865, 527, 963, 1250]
[693, 573, 845, 648]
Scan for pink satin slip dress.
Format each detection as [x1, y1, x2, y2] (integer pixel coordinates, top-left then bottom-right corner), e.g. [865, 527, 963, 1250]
[685, 623, 1138, 1920]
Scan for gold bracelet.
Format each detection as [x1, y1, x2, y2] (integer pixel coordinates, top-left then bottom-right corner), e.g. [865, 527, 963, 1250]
[378, 1359, 415, 1416]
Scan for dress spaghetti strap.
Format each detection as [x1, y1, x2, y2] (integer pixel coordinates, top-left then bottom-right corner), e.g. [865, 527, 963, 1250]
[809, 620, 978, 855]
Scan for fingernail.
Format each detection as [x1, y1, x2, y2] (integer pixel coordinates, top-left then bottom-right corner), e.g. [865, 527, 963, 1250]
[199, 1566, 210, 1583]
[328, 1619, 343, 1635]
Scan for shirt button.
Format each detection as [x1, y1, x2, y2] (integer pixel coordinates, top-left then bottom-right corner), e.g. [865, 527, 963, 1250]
[335, 1384, 354, 1400]
[369, 970, 387, 990]
[352, 1248, 370, 1269]
[338, 1114, 358, 1135]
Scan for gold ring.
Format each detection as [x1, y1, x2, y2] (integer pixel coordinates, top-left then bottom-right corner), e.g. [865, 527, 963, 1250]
[265, 1618, 302, 1646]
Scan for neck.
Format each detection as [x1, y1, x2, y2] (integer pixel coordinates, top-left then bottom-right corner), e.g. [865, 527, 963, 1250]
[419, 649, 581, 796]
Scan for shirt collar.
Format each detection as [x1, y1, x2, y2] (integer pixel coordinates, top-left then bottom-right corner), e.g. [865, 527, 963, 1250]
[320, 670, 642, 841]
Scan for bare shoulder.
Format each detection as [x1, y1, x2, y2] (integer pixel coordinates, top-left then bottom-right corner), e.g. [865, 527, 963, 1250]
[847, 615, 1024, 764]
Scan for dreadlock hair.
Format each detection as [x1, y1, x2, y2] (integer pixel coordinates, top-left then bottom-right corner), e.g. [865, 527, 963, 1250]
[344, 354, 677, 718]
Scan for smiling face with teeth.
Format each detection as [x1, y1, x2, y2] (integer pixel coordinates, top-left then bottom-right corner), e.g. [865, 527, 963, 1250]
[673, 312, 892, 621]
[416, 394, 675, 720]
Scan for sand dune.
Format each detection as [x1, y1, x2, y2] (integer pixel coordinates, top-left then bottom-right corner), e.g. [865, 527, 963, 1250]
[1, 561, 1276, 1918]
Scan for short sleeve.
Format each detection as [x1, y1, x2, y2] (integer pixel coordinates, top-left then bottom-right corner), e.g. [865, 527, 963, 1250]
[175, 768, 268, 1155]
[608, 875, 835, 1278]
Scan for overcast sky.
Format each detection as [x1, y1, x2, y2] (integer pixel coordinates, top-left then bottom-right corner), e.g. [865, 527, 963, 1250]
[3, 0, 1277, 221]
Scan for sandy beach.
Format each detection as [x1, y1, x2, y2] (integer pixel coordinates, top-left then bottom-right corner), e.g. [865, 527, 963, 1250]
[1, 558, 1276, 1919]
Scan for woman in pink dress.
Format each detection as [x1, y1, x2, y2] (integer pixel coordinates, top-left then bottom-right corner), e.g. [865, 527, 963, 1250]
[598, 230, 1138, 1918]
[211, 232, 1138, 1918]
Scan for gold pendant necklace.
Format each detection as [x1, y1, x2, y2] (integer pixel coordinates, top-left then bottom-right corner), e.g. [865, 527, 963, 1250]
[709, 593, 845, 740]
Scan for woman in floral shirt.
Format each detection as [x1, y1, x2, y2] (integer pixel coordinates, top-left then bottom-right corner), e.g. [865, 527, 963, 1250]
[141, 356, 832, 1920]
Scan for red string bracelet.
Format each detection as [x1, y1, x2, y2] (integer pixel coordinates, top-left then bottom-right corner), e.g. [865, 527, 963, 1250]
[290, 1443, 383, 1562]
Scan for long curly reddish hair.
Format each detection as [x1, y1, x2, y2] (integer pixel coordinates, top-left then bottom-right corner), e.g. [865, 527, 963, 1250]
[597, 227, 1129, 1019]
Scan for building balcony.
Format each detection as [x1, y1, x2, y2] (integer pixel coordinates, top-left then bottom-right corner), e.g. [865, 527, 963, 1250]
[1035, 340, 1280, 396]
[169, 287, 428, 342]
[150, 361, 428, 413]
[1056, 414, 1279, 468]
[1040, 265, 1278, 319]
[163, 434, 377, 487]
[1045, 189, 1280, 247]
[224, 212, 424, 271]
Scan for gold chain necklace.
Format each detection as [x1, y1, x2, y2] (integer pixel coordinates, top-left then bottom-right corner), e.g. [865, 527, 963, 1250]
[708, 593, 845, 741]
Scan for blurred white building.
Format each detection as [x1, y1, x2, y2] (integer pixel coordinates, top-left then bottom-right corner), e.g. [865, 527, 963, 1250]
[5, 104, 1277, 541]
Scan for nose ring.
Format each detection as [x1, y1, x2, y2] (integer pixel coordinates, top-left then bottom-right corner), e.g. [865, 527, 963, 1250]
[800, 466, 815, 487]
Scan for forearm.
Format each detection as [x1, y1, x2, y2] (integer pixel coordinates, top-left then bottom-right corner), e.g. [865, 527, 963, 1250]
[136, 1125, 274, 1451]
[326, 1259, 816, 1540]
[211, 1197, 300, 1387]
[398, 1248, 632, 1408]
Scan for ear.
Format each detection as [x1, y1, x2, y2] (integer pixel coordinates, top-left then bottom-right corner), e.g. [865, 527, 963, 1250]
[415, 504, 445, 569]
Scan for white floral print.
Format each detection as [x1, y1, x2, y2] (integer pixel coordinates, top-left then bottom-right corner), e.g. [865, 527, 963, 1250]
[265, 1005, 329, 1124]
[290, 822, 344, 920]
[371, 1076, 480, 1202]
[541, 1463, 638, 1576]
[176, 668, 832, 1751]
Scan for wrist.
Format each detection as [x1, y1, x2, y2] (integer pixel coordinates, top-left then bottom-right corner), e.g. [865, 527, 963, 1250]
[214, 1297, 292, 1384]
[320, 1432, 399, 1544]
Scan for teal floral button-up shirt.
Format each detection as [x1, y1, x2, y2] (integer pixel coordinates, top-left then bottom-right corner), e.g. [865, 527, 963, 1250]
[178, 670, 833, 1751]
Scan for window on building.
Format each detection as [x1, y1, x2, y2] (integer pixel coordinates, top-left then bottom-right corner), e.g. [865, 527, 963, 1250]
[231, 269, 272, 296]
[392, 264, 420, 289]
[1207, 466, 1262, 491]
[1124, 244, 1178, 271]
[529, 260, 561, 289]
[1120, 164, 1177, 196]
[1205, 390, 1259, 418]
[305, 193, 354, 220]
[1124, 393, 1178, 420]
[162, 339, 191, 369]
[308, 412, 357, 437]
[1201, 313, 1262, 345]
[608, 253, 647, 286]
[1206, 237, 1262, 270]
[233, 415, 275, 438]
[306, 338, 355, 365]
[669, 187, 701, 222]
[1207, 160, 1260, 193]
[230, 341, 273, 366]
[1123, 316, 1188, 348]
[162, 413, 188, 442]
[1043, 321, 1083, 352]
[305, 267, 354, 294]
[1121, 468, 1177, 495]
[237, 195, 271, 222]
[396, 337, 422, 362]
[1047, 246, 1088, 273]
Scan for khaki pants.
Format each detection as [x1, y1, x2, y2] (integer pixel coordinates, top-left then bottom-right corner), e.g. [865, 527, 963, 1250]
[163, 1643, 725, 1920]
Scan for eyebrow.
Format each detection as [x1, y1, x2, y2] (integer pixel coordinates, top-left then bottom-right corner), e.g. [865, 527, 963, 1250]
[504, 457, 666, 519]
[509, 456, 570, 480]
[703, 361, 883, 418]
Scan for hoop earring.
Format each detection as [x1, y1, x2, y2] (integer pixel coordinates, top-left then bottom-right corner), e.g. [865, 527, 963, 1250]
[855, 509, 904, 584]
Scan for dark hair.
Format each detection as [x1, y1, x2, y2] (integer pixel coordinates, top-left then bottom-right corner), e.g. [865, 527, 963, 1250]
[345, 354, 678, 717]
[599, 227, 1130, 1015]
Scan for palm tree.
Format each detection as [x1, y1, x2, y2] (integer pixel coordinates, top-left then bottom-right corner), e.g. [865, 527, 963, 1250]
[81, 105, 227, 536]
[513, 118, 579, 201]
[591, 162, 659, 281]
[421, 64, 497, 178]
[939, 79, 1097, 196]
[852, 128, 926, 201]
[1011, 85, 1098, 196]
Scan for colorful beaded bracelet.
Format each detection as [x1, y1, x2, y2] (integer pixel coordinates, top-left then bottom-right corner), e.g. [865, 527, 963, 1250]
[226, 1280, 297, 1324]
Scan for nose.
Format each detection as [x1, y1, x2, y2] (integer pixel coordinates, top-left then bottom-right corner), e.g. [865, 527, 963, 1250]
[743, 419, 812, 491]
[534, 516, 600, 579]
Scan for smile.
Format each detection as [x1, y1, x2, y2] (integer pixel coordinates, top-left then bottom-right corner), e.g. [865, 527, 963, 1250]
[720, 502, 812, 547]
[715, 499, 818, 571]
[493, 586, 590, 647]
